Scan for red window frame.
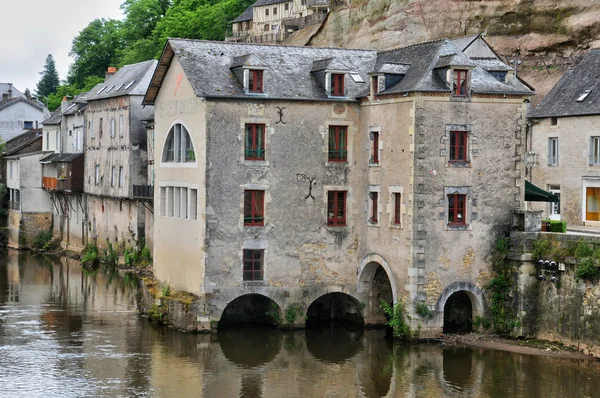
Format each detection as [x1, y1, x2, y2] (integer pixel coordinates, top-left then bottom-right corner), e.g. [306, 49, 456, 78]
[331, 73, 345, 96]
[453, 69, 468, 96]
[243, 249, 264, 281]
[370, 131, 379, 164]
[393, 192, 401, 225]
[449, 130, 468, 162]
[249, 69, 263, 93]
[244, 190, 264, 226]
[371, 76, 379, 94]
[370, 192, 378, 223]
[245, 124, 265, 160]
[328, 125, 347, 162]
[327, 191, 346, 226]
[448, 194, 466, 226]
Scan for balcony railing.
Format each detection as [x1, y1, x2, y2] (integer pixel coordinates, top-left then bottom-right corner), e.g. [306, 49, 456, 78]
[42, 176, 58, 190]
[8, 201, 20, 211]
[133, 185, 154, 201]
[306, 0, 330, 7]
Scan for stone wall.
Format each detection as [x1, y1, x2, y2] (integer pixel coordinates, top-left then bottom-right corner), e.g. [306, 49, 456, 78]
[8, 210, 53, 249]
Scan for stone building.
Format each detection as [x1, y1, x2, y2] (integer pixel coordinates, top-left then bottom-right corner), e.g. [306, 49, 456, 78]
[83, 60, 156, 249]
[528, 49, 600, 226]
[143, 37, 532, 333]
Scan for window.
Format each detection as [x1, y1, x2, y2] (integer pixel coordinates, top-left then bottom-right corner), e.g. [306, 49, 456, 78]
[24, 121, 33, 129]
[46, 132, 49, 150]
[119, 115, 123, 137]
[450, 130, 468, 162]
[448, 194, 466, 225]
[265, 8, 269, 16]
[174, 187, 180, 217]
[453, 69, 468, 96]
[99, 118, 103, 138]
[160, 187, 166, 216]
[111, 166, 116, 187]
[189, 189, 198, 220]
[550, 117, 558, 126]
[591, 137, 600, 165]
[301, 0, 305, 5]
[331, 73, 345, 97]
[95, 165, 100, 185]
[90, 120, 95, 139]
[249, 70, 263, 93]
[285, 2, 289, 10]
[167, 187, 174, 217]
[370, 131, 379, 164]
[9, 161, 13, 179]
[181, 187, 188, 219]
[245, 124, 265, 160]
[327, 191, 346, 226]
[548, 137, 559, 166]
[371, 76, 379, 94]
[56, 131, 60, 151]
[243, 249, 264, 281]
[162, 124, 195, 163]
[328, 126, 347, 162]
[244, 190, 264, 226]
[273, 6, 277, 14]
[110, 118, 115, 137]
[370, 191, 378, 223]
[393, 192, 401, 225]
[118, 166, 124, 187]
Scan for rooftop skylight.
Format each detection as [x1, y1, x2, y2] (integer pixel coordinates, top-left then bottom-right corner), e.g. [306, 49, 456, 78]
[577, 89, 592, 102]
[124, 81, 136, 90]
[96, 86, 107, 95]
[349, 72, 365, 83]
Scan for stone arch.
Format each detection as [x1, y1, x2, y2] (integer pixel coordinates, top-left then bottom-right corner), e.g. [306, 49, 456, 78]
[435, 281, 486, 333]
[218, 293, 283, 328]
[357, 253, 398, 303]
[305, 292, 365, 326]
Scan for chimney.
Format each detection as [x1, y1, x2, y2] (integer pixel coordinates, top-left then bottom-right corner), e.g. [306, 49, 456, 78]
[1, 93, 7, 102]
[105, 66, 117, 81]
[25, 91, 31, 101]
[61, 96, 69, 113]
[7, 83, 12, 99]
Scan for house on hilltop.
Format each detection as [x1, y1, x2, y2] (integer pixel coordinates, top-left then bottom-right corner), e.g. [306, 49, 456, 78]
[0, 83, 49, 141]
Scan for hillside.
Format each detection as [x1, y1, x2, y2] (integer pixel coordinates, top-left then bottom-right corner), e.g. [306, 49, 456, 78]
[304, 0, 600, 104]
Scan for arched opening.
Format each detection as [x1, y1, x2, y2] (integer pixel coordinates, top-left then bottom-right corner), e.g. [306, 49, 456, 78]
[162, 123, 195, 163]
[443, 291, 473, 333]
[219, 294, 282, 328]
[219, 327, 282, 368]
[306, 292, 365, 327]
[357, 256, 397, 327]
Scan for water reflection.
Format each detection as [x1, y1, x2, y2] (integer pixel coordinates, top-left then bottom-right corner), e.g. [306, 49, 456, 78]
[1, 251, 599, 398]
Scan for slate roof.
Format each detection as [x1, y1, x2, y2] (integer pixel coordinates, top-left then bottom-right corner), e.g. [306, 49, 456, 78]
[43, 111, 62, 125]
[0, 83, 24, 98]
[86, 60, 158, 102]
[144, 40, 377, 103]
[232, 4, 254, 22]
[253, 0, 289, 6]
[0, 96, 43, 112]
[529, 49, 600, 118]
[4, 129, 42, 156]
[40, 152, 83, 163]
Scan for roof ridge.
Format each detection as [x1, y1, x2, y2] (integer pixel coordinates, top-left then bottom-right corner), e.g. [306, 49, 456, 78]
[376, 38, 446, 55]
[169, 38, 376, 53]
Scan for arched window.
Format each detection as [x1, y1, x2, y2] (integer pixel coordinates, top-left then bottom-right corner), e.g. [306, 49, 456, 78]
[163, 124, 195, 163]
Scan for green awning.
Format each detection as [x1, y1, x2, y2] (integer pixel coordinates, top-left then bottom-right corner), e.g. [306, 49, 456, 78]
[525, 180, 559, 202]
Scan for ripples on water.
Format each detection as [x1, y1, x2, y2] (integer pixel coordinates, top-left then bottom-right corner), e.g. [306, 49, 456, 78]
[0, 252, 599, 398]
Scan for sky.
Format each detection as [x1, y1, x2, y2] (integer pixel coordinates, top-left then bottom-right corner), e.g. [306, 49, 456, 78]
[1, 0, 125, 94]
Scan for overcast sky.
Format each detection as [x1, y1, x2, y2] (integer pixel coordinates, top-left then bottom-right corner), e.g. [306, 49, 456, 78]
[1, 1, 124, 94]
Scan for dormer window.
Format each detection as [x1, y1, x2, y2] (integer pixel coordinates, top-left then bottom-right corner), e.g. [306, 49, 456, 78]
[249, 70, 263, 93]
[331, 73, 345, 97]
[453, 69, 468, 96]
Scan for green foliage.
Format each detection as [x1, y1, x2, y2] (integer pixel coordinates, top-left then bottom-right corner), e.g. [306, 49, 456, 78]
[532, 238, 552, 260]
[32, 230, 53, 249]
[486, 238, 520, 334]
[473, 316, 491, 329]
[267, 302, 282, 325]
[548, 220, 567, 233]
[81, 243, 100, 267]
[35, 54, 60, 99]
[415, 302, 434, 319]
[44, 77, 102, 112]
[574, 241, 594, 258]
[125, 243, 152, 268]
[161, 284, 171, 297]
[148, 303, 167, 323]
[284, 304, 302, 324]
[101, 241, 119, 266]
[575, 258, 600, 281]
[380, 299, 410, 338]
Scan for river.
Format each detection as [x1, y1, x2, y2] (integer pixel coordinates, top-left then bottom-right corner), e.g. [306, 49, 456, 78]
[0, 252, 599, 397]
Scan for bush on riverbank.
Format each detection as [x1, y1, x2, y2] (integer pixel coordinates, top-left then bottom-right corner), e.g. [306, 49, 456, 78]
[81, 243, 100, 268]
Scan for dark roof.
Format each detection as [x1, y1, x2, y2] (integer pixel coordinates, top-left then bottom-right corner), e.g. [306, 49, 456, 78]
[40, 152, 83, 163]
[4, 129, 42, 156]
[0, 96, 43, 112]
[86, 60, 158, 102]
[529, 49, 600, 118]
[144, 39, 377, 104]
[232, 4, 254, 23]
[43, 111, 62, 125]
[253, 0, 288, 6]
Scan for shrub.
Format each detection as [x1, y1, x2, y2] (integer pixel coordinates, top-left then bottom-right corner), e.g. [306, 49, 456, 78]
[32, 230, 53, 249]
[575, 258, 600, 281]
[574, 241, 594, 258]
[101, 241, 119, 266]
[415, 301, 434, 319]
[380, 299, 410, 338]
[548, 220, 567, 233]
[532, 239, 552, 260]
[81, 243, 99, 267]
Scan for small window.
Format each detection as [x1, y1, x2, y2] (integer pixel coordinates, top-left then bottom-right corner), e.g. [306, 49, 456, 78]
[9, 162, 13, 179]
[249, 69, 263, 93]
[265, 8, 269, 16]
[174, 187, 180, 217]
[124, 81, 136, 90]
[245, 124, 265, 160]
[99, 118, 104, 138]
[328, 126, 347, 162]
[450, 130, 468, 162]
[285, 2, 289, 10]
[110, 118, 115, 138]
[453, 69, 468, 96]
[189, 189, 198, 220]
[371, 76, 379, 94]
[243, 249, 264, 281]
[591, 137, 600, 165]
[119, 115, 123, 137]
[160, 187, 166, 216]
[370, 191, 378, 224]
[244, 190, 265, 226]
[167, 187, 174, 217]
[331, 73, 345, 97]
[97, 86, 107, 95]
[550, 117, 558, 126]
[273, 6, 277, 14]
[577, 90, 591, 102]
[349, 72, 364, 83]
[327, 191, 346, 226]
[181, 187, 188, 219]
[46, 132, 49, 150]
[118, 166, 124, 187]
[301, 0, 305, 5]
[95, 165, 100, 185]
[369, 131, 379, 164]
[90, 120, 95, 139]
[393, 193, 401, 226]
[23, 121, 33, 129]
[448, 193, 466, 225]
[548, 137, 559, 166]
[111, 166, 116, 187]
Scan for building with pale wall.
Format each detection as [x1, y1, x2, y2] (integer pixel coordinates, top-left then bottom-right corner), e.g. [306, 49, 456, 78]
[143, 34, 533, 333]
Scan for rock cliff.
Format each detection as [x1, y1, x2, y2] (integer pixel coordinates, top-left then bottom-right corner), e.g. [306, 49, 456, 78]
[304, 0, 600, 103]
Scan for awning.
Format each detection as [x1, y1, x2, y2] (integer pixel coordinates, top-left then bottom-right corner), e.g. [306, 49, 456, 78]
[525, 180, 559, 202]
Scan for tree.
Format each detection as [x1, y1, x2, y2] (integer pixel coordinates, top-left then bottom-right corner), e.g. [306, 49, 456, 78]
[35, 54, 60, 99]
